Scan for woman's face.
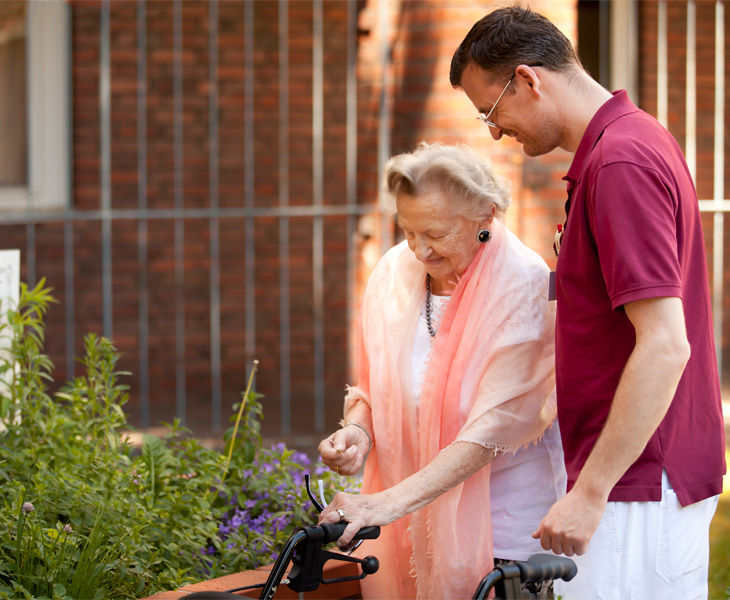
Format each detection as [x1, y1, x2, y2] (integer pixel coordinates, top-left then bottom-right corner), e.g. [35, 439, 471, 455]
[396, 187, 489, 286]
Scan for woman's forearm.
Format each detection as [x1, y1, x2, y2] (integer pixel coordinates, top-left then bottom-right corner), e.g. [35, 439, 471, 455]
[343, 398, 374, 439]
[385, 441, 499, 518]
[319, 440, 500, 546]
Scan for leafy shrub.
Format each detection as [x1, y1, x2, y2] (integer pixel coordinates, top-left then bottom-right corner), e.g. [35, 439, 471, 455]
[0, 281, 355, 599]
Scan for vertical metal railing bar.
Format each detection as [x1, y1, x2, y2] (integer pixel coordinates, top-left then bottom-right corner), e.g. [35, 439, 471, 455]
[64, 2, 75, 380]
[712, 0, 725, 378]
[599, 0, 610, 87]
[279, 0, 292, 435]
[346, 0, 357, 385]
[209, 0, 222, 430]
[244, 0, 256, 384]
[173, 0, 187, 426]
[312, 0, 325, 433]
[24, 5, 35, 288]
[657, 0, 668, 128]
[64, 221, 74, 377]
[100, 0, 113, 339]
[137, 0, 150, 427]
[686, 0, 697, 179]
[24, 221, 35, 288]
[378, 0, 393, 255]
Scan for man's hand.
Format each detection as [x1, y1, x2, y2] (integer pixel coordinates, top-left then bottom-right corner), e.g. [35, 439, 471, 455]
[532, 488, 606, 556]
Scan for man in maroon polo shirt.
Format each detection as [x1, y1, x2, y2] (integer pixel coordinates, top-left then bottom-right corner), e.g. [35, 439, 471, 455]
[451, 6, 725, 599]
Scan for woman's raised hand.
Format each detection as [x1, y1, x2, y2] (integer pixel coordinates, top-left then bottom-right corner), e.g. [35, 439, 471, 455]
[318, 424, 370, 476]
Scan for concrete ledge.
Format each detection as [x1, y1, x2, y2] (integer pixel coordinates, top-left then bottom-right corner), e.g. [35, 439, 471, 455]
[140, 557, 362, 599]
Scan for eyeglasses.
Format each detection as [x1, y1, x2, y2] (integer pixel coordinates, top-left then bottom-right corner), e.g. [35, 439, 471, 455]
[476, 64, 542, 130]
[476, 74, 515, 129]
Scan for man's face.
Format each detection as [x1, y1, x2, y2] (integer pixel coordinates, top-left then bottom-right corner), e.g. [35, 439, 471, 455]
[459, 63, 561, 157]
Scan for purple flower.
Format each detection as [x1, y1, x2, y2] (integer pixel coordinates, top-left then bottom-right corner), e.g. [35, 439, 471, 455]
[63, 524, 73, 534]
[22, 502, 34, 514]
[250, 516, 267, 534]
[293, 452, 311, 466]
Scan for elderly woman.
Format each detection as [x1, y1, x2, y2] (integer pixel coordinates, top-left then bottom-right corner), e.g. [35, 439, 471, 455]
[318, 142, 565, 599]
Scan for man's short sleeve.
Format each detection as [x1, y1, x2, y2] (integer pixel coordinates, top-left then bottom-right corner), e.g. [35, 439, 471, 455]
[589, 162, 683, 309]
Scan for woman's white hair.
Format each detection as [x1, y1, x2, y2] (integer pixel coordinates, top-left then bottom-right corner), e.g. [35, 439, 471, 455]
[380, 141, 511, 221]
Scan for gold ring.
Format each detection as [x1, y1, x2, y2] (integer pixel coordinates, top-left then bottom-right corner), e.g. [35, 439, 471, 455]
[337, 508, 346, 523]
[335, 466, 340, 474]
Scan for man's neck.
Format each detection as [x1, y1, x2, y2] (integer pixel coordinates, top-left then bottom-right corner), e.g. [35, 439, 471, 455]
[553, 73, 614, 154]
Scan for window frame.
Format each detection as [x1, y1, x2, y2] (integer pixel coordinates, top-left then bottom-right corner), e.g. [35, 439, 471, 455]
[0, 0, 71, 214]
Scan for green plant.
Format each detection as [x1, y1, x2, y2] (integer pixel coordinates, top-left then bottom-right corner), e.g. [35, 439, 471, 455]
[0, 281, 354, 599]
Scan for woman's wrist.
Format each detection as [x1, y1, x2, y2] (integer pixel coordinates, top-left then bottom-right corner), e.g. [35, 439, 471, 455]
[344, 421, 373, 450]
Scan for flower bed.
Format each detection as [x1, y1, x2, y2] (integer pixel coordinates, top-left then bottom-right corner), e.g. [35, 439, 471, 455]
[0, 281, 355, 600]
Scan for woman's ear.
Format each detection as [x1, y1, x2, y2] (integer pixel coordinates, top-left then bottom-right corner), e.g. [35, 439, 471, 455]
[480, 207, 496, 228]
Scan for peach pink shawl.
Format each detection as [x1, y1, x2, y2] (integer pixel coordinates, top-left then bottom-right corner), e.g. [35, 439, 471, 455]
[348, 219, 556, 599]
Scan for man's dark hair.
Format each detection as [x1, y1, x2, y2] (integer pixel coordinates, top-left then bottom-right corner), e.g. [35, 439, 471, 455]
[450, 5, 582, 88]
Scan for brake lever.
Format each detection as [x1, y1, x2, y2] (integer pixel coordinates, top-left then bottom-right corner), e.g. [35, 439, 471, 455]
[304, 472, 364, 555]
[305, 473, 325, 513]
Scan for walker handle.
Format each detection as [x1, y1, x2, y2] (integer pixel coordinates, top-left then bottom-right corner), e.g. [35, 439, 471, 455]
[517, 553, 577, 583]
[319, 522, 380, 544]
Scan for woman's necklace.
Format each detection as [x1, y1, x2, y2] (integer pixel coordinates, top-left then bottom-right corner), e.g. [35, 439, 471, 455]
[425, 273, 437, 338]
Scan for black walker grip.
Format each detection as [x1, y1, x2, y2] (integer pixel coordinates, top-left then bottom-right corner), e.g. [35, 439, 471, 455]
[319, 522, 380, 543]
[517, 553, 577, 583]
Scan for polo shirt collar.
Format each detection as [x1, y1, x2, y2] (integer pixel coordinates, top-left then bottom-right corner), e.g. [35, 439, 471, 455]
[564, 90, 640, 188]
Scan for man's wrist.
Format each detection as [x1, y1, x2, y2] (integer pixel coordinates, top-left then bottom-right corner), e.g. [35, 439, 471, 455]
[572, 472, 612, 504]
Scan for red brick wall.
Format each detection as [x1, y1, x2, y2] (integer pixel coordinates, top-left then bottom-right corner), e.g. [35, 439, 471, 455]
[358, 0, 573, 269]
[62, 0, 361, 436]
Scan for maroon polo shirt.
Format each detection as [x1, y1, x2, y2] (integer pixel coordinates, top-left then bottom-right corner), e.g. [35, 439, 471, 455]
[555, 90, 726, 506]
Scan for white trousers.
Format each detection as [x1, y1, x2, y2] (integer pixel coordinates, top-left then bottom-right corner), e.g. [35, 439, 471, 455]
[554, 471, 719, 600]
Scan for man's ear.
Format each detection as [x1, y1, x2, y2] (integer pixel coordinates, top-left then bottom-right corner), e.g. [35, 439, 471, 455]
[514, 64, 542, 97]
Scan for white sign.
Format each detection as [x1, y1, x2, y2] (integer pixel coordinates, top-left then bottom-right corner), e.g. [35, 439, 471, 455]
[0, 250, 20, 430]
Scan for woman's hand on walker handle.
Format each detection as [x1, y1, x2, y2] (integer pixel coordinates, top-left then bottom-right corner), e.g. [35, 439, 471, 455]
[318, 490, 400, 548]
[318, 425, 370, 476]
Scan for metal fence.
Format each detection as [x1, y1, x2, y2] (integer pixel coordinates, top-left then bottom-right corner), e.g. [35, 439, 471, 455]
[1, 0, 391, 436]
